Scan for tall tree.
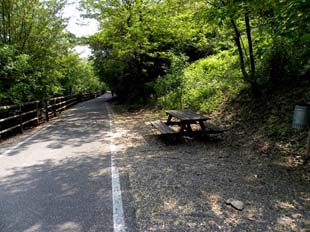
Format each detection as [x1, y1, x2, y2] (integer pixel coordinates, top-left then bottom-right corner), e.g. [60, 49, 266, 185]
[0, 0, 105, 104]
[81, 0, 209, 102]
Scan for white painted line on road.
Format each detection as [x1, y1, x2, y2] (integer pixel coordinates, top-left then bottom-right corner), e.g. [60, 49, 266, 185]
[106, 103, 127, 232]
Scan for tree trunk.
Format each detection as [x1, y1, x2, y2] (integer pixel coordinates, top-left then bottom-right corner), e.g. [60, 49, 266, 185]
[245, 10, 258, 95]
[231, 19, 248, 82]
[7, 1, 11, 44]
[220, 0, 248, 82]
[1, 1, 7, 43]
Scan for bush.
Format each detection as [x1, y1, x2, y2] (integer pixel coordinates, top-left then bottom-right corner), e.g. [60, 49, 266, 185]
[154, 52, 189, 109]
[155, 50, 245, 112]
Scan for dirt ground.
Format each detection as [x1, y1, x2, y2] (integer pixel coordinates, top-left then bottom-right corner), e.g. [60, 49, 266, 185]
[111, 105, 310, 232]
[1, 102, 309, 232]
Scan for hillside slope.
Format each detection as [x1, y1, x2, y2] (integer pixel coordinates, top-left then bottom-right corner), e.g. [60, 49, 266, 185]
[213, 77, 310, 166]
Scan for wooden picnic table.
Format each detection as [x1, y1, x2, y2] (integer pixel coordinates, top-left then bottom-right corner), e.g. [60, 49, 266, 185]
[166, 110, 210, 136]
[151, 110, 225, 140]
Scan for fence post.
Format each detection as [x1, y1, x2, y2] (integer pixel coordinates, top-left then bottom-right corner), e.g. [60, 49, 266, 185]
[0, 109, 2, 139]
[36, 101, 39, 125]
[45, 100, 49, 122]
[53, 98, 57, 117]
[19, 105, 23, 134]
[304, 129, 310, 165]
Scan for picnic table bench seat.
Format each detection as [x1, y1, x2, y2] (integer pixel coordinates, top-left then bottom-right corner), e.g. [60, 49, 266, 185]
[151, 121, 178, 135]
[203, 122, 225, 134]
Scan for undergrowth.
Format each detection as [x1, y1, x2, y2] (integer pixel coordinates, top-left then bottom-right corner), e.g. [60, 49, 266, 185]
[154, 51, 245, 113]
[214, 76, 310, 159]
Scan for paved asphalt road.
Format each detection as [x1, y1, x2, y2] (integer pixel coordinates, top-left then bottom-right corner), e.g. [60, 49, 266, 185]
[0, 94, 130, 232]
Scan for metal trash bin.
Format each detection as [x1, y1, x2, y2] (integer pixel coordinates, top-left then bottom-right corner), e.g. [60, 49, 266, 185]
[292, 104, 310, 129]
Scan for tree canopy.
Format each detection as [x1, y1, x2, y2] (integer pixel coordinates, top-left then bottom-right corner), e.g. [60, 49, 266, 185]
[0, 0, 105, 105]
[81, 0, 309, 108]
[0, 0, 309, 108]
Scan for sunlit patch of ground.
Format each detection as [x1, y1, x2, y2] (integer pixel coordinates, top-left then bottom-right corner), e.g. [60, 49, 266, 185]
[112, 105, 310, 231]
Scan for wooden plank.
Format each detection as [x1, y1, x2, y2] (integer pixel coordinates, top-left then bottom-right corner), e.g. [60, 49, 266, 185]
[50, 96, 66, 101]
[0, 116, 38, 135]
[0, 100, 38, 110]
[0, 93, 94, 135]
[66, 100, 78, 107]
[151, 121, 177, 134]
[21, 117, 38, 126]
[52, 100, 68, 108]
[0, 105, 17, 111]
[22, 100, 40, 106]
[0, 109, 39, 123]
[0, 114, 20, 123]
[204, 122, 225, 134]
[166, 110, 210, 121]
[55, 103, 70, 112]
[21, 109, 38, 117]
[0, 124, 21, 134]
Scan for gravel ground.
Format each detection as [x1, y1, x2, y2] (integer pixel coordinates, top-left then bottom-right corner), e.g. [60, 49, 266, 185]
[112, 106, 310, 232]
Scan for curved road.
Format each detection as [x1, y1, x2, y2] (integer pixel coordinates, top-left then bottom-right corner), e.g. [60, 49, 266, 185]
[0, 94, 130, 232]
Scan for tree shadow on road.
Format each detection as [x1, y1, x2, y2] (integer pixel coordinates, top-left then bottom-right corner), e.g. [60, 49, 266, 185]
[0, 154, 113, 232]
[0, 96, 116, 232]
[3, 98, 110, 157]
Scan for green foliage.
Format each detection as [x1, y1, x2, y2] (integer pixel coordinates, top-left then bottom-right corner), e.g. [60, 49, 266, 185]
[82, 0, 210, 102]
[0, 45, 32, 104]
[1, 0, 306, 115]
[252, 0, 310, 86]
[184, 51, 244, 112]
[154, 52, 189, 109]
[80, 0, 309, 110]
[0, 0, 106, 105]
[155, 50, 245, 112]
[194, 0, 310, 95]
[59, 53, 106, 95]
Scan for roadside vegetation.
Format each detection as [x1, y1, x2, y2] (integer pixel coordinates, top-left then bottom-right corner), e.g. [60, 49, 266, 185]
[0, 0, 309, 154]
[0, 0, 105, 106]
[82, 0, 309, 107]
[81, 0, 309, 157]
[0, 1, 308, 230]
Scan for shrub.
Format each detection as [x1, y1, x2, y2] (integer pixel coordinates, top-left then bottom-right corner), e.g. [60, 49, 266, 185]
[155, 50, 245, 112]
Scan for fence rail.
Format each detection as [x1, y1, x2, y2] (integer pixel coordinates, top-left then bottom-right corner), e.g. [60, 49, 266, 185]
[0, 92, 101, 136]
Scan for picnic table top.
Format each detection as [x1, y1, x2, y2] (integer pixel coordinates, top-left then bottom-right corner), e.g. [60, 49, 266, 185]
[166, 110, 210, 121]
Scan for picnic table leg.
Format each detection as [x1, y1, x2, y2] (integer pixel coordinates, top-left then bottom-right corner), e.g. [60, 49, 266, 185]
[179, 123, 186, 136]
[179, 122, 194, 136]
[199, 121, 206, 131]
[166, 115, 172, 125]
[186, 123, 192, 133]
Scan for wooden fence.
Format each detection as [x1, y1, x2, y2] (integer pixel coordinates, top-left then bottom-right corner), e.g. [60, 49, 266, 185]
[0, 92, 101, 137]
